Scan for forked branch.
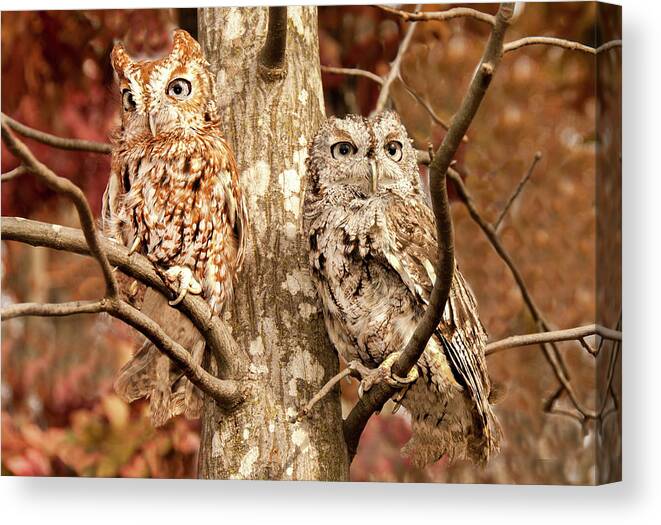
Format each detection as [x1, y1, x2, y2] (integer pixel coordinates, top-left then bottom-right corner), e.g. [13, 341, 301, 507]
[374, 4, 422, 114]
[1, 217, 249, 408]
[1, 120, 118, 297]
[2, 295, 245, 408]
[258, 6, 288, 80]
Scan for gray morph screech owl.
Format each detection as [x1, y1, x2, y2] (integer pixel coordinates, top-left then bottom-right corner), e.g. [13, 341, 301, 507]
[102, 30, 248, 426]
[304, 111, 501, 466]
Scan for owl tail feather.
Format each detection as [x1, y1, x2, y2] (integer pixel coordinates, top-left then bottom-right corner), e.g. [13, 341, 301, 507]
[113, 288, 206, 426]
[400, 379, 501, 468]
[114, 340, 204, 427]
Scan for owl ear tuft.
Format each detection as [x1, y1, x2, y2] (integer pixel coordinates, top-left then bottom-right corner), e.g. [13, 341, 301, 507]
[171, 29, 203, 60]
[110, 41, 133, 77]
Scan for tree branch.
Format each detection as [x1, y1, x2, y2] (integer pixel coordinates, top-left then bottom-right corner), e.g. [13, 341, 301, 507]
[377, 4, 496, 27]
[1, 296, 246, 408]
[320, 65, 384, 85]
[1, 217, 250, 379]
[295, 361, 371, 421]
[2, 300, 107, 320]
[374, 5, 421, 114]
[258, 6, 288, 80]
[1, 120, 119, 298]
[503, 37, 622, 55]
[342, 2, 516, 461]
[1, 165, 30, 182]
[494, 151, 542, 231]
[1, 113, 111, 154]
[398, 73, 453, 134]
[597, 39, 623, 54]
[485, 324, 622, 356]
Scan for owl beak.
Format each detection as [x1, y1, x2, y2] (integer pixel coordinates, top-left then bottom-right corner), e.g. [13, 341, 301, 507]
[368, 159, 379, 193]
[148, 113, 157, 137]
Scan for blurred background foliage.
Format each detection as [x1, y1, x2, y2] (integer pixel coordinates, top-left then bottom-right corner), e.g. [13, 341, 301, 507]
[1, 3, 618, 483]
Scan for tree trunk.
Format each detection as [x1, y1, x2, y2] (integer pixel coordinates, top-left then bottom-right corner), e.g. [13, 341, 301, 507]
[197, 6, 349, 480]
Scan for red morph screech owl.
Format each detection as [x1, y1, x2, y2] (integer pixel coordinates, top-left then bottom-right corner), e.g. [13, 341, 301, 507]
[102, 29, 247, 426]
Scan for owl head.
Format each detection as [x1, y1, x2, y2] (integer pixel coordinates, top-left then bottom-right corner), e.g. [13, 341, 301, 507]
[111, 29, 218, 139]
[307, 111, 420, 200]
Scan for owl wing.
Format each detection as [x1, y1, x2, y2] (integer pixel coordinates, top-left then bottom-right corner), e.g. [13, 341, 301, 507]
[380, 195, 495, 440]
[193, 137, 247, 313]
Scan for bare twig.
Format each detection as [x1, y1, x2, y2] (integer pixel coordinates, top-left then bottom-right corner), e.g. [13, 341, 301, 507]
[373, 4, 422, 114]
[295, 361, 371, 421]
[343, 3, 517, 461]
[398, 73, 453, 133]
[258, 6, 288, 80]
[1, 165, 30, 182]
[1, 120, 119, 298]
[321, 65, 384, 85]
[503, 37, 623, 55]
[485, 324, 622, 356]
[1, 296, 246, 408]
[415, 151, 574, 381]
[494, 151, 542, 231]
[447, 165, 571, 373]
[377, 4, 496, 27]
[1, 113, 111, 154]
[597, 39, 623, 54]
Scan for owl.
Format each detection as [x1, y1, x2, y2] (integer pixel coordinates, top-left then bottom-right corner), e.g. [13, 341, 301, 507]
[102, 29, 248, 426]
[304, 111, 501, 467]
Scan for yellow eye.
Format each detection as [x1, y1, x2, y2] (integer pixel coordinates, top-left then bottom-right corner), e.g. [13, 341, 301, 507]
[331, 141, 357, 159]
[167, 78, 192, 99]
[384, 141, 403, 161]
[122, 89, 136, 112]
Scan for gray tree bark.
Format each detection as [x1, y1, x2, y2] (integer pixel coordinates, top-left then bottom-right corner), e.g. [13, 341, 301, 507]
[197, 6, 349, 480]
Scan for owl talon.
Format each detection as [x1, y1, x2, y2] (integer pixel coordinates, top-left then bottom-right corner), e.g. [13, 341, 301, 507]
[165, 266, 202, 306]
[358, 351, 419, 401]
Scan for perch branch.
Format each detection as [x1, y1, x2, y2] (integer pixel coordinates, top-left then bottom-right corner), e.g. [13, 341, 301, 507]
[485, 324, 622, 356]
[377, 4, 496, 26]
[342, 3, 517, 461]
[374, 4, 422, 114]
[494, 151, 542, 231]
[258, 6, 288, 80]
[1, 113, 111, 154]
[320, 65, 384, 85]
[1, 120, 119, 298]
[1, 296, 245, 408]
